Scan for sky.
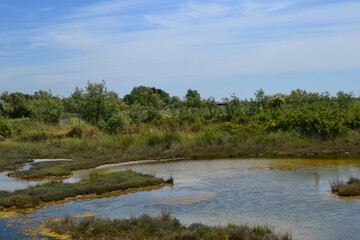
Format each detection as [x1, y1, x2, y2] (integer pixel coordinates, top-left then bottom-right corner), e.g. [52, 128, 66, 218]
[0, 0, 359, 100]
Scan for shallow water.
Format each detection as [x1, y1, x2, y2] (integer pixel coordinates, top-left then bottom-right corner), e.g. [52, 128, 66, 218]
[0, 159, 74, 191]
[1, 158, 360, 240]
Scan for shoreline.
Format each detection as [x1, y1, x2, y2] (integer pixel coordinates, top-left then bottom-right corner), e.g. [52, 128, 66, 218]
[0, 171, 171, 211]
[0, 182, 170, 213]
[3, 152, 360, 181]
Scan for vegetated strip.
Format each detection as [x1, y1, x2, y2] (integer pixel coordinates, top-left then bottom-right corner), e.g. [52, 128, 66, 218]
[46, 211, 291, 240]
[331, 177, 360, 196]
[4, 135, 360, 180]
[0, 170, 172, 210]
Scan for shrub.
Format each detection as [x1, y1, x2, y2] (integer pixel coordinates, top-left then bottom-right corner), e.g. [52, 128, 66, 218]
[338, 183, 360, 196]
[10, 194, 36, 208]
[67, 125, 101, 138]
[104, 112, 130, 134]
[330, 180, 345, 193]
[198, 128, 228, 145]
[331, 177, 360, 196]
[0, 118, 12, 137]
[67, 125, 84, 138]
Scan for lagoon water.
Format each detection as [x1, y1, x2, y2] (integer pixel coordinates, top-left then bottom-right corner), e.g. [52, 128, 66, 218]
[1, 158, 360, 240]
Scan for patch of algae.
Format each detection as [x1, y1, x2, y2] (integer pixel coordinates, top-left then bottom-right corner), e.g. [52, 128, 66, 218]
[26, 224, 71, 240]
[27, 212, 98, 240]
[0, 211, 20, 219]
[162, 193, 212, 205]
[73, 212, 98, 218]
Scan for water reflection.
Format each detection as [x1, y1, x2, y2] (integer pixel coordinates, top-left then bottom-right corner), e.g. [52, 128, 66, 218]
[0, 159, 74, 192]
[2, 158, 360, 240]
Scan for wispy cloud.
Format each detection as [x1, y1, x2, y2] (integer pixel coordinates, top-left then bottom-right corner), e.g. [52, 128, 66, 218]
[241, 1, 294, 15]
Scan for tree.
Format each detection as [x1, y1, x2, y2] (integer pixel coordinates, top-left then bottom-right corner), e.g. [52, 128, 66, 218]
[223, 94, 241, 115]
[336, 91, 353, 109]
[0, 118, 12, 137]
[31, 90, 64, 124]
[269, 95, 285, 110]
[79, 81, 108, 124]
[248, 89, 267, 115]
[69, 81, 123, 125]
[123, 86, 170, 110]
[254, 88, 266, 113]
[0, 100, 5, 115]
[169, 96, 181, 108]
[204, 97, 217, 119]
[184, 89, 202, 109]
[1, 92, 32, 118]
[63, 87, 84, 113]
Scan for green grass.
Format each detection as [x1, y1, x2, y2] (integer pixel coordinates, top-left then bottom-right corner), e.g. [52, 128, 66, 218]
[46, 211, 291, 240]
[1, 121, 359, 179]
[0, 170, 170, 209]
[331, 177, 360, 196]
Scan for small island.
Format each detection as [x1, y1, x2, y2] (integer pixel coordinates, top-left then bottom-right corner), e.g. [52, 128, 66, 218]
[331, 177, 360, 196]
[0, 170, 172, 210]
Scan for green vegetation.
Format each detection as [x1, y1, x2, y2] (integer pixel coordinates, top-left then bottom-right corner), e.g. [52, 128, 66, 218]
[0, 82, 359, 178]
[331, 177, 360, 196]
[46, 211, 291, 240]
[0, 171, 170, 209]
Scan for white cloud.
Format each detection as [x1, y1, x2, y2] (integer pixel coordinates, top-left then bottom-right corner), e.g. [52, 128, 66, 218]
[1, 0, 360, 96]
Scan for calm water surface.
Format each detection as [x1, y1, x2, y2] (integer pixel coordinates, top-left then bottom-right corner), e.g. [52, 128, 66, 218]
[1, 158, 360, 240]
[0, 159, 74, 191]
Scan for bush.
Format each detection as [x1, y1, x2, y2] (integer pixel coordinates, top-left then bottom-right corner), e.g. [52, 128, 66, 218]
[331, 177, 360, 196]
[66, 125, 101, 138]
[104, 112, 130, 134]
[31, 96, 64, 124]
[67, 125, 84, 138]
[10, 194, 37, 208]
[198, 128, 228, 145]
[0, 118, 12, 137]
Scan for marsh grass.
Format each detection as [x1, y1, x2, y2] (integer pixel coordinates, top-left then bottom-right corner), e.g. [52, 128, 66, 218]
[0, 170, 168, 209]
[46, 211, 291, 240]
[1, 122, 359, 178]
[330, 177, 360, 196]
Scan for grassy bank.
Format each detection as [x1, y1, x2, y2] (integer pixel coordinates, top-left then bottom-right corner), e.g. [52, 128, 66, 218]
[0, 170, 172, 209]
[1, 124, 360, 179]
[46, 211, 291, 240]
[1, 85, 360, 178]
[331, 177, 360, 196]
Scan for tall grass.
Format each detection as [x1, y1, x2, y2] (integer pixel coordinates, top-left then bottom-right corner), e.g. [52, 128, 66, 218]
[46, 211, 291, 240]
[1, 121, 359, 178]
[330, 177, 360, 196]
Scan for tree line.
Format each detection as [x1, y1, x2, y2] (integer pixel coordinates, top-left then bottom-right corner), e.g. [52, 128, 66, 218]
[1, 81, 359, 140]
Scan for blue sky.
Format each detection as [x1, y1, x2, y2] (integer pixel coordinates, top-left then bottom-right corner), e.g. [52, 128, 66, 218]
[0, 0, 359, 99]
